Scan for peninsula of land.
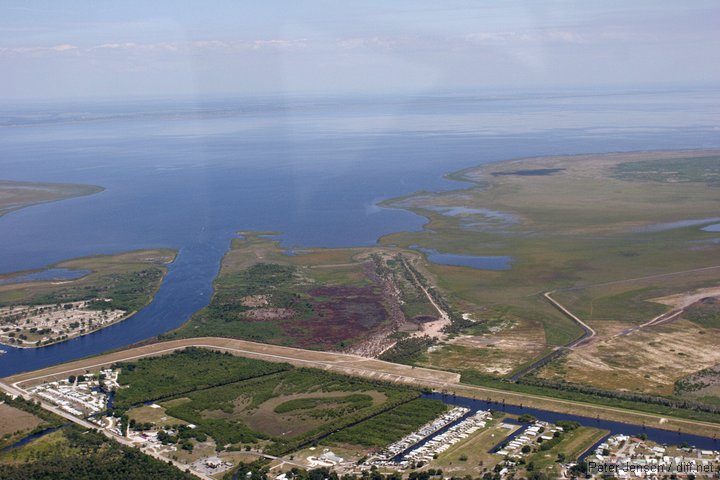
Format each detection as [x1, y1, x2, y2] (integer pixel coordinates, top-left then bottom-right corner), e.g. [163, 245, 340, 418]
[0, 249, 176, 348]
[0, 180, 103, 217]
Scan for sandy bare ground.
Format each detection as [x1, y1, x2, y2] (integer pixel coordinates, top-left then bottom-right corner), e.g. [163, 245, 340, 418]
[649, 286, 720, 310]
[240, 295, 269, 308]
[3, 337, 720, 438]
[448, 333, 546, 376]
[544, 319, 720, 395]
[4, 337, 459, 389]
[609, 286, 720, 338]
[400, 256, 451, 340]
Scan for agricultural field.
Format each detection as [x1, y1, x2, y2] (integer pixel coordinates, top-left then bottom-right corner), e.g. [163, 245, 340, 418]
[379, 150, 720, 400]
[0, 403, 42, 439]
[169, 233, 441, 356]
[0, 180, 102, 217]
[114, 348, 445, 457]
[325, 398, 447, 447]
[0, 394, 51, 450]
[0, 249, 176, 347]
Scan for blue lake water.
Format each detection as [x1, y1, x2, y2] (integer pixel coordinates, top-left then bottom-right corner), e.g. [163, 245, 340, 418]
[411, 245, 512, 270]
[426, 205, 519, 223]
[0, 268, 89, 285]
[1, 89, 719, 379]
[703, 224, 720, 232]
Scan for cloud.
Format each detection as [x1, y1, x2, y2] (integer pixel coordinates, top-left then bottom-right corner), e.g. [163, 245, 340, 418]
[51, 44, 78, 51]
[0, 44, 79, 55]
[90, 42, 178, 52]
[465, 30, 586, 45]
[191, 39, 307, 51]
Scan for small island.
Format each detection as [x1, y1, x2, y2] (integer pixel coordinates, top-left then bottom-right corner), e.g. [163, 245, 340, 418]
[0, 180, 103, 217]
[0, 249, 176, 348]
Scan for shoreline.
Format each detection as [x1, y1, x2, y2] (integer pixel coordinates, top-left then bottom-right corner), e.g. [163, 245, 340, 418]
[0, 180, 104, 219]
[0, 249, 177, 350]
[0, 310, 138, 350]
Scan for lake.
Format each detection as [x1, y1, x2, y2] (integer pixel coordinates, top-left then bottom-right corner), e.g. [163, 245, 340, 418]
[1, 89, 719, 376]
[411, 245, 512, 270]
[0, 268, 89, 285]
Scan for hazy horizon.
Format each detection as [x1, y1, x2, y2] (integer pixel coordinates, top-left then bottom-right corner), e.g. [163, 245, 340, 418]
[2, 1, 719, 101]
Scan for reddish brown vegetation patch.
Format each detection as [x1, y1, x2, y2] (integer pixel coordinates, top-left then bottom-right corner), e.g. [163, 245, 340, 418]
[283, 285, 390, 349]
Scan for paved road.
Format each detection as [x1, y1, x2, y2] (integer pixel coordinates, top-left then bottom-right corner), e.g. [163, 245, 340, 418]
[0, 378, 214, 480]
[3, 336, 719, 438]
[508, 290, 595, 382]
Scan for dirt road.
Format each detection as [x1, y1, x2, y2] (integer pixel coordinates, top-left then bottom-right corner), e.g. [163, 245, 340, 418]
[3, 336, 720, 438]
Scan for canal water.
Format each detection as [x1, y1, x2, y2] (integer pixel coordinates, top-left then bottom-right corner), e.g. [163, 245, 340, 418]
[424, 393, 719, 451]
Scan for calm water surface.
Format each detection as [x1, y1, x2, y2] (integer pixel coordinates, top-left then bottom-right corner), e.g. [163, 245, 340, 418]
[1, 90, 719, 377]
[411, 246, 512, 270]
[427, 393, 719, 451]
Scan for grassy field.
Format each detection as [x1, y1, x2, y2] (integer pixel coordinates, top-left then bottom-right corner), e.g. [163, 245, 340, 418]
[521, 426, 608, 478]
[0, 425, 194, 480]
[0, 392, 65, 450]
[431, 416, 515, 476]
[685, 297, 720, 328]
[0, 249, 176, 311]
[378, 150, 720, 399]
[0, 403, 44, 448]
[0, 180, 102, 217]
[115, 347, 436, 456]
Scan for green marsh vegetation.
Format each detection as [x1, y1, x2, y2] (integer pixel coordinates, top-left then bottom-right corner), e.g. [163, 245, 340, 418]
[380, 150, 720, 401]
[113, 348, 440, 456]
[0, 249, 176, 313]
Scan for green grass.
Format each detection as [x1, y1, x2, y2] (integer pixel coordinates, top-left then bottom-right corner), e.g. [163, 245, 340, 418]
[459, 370, 720, 424]
[169, 250, 394, 351]
[376, 151, 720, 398]
[523, 426, 608, 476]
[0, 249, 175, 313]
[613, 154, 720, 185]
[0, 425, 194, 480]
[273, 394, 373, 414]
[0, 180, 102, 217]
[684, 300, 720, 328]
[158, 368, 416, 451]
[115, 348, 429, 455]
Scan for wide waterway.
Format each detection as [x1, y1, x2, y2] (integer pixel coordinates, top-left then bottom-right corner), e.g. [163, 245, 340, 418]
[1, 90, 720, 377]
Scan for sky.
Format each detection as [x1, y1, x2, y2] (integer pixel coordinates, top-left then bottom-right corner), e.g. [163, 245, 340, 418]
[1, 0, 719, 100]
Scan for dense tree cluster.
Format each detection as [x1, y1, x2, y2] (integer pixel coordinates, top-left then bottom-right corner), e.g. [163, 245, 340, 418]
[379, 336, 435, 364]
[520, 376, 720, 414]
[0, 427, 194, 480]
